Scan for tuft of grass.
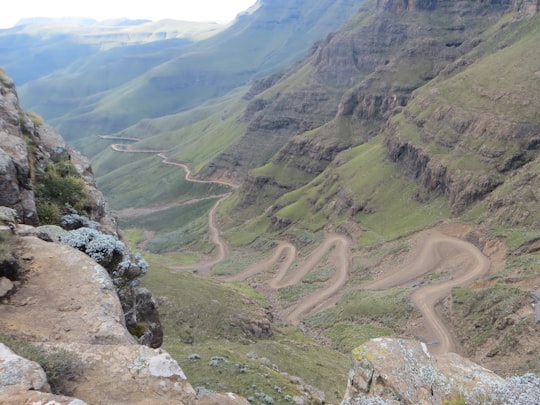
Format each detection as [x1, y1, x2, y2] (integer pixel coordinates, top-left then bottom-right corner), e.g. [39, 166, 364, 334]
[34, 159, 91, 225]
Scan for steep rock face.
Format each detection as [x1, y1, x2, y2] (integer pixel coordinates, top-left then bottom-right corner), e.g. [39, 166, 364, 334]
[384, 9, 540, 217]
[342, 338, 540, 404]
[0, 72, 38, 225]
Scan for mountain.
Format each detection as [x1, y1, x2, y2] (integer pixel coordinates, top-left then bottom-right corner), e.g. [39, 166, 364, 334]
[93, 0, 539, 380]
[2, 0, 540, 402]
[9, 0, 363, 141]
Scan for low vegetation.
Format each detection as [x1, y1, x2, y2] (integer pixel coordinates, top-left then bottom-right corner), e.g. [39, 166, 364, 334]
[451, 284, 538, 373]
[139, 255, 350, 404]
[306, 288, 415, 353]
[0, 233, 22, 282]
[34, 159, 90, 225]
[0, 336, 82, 395]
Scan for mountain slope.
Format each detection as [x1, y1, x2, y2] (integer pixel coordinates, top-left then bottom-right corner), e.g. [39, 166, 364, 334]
[13, 0, 362, 141]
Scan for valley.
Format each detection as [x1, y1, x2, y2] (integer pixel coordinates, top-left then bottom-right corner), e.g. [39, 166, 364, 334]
[109, 135, 493, 360]
[1, 0, 539, 403]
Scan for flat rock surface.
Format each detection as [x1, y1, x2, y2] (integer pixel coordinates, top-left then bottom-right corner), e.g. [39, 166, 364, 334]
[0, 236, 134, 345]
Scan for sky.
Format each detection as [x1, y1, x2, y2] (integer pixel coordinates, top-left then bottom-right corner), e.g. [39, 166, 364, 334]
[0, 0, 257, 29]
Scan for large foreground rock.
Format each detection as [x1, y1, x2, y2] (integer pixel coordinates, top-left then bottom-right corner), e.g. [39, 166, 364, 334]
[0, 235, 247, 404]
[342, 338, 540, 405]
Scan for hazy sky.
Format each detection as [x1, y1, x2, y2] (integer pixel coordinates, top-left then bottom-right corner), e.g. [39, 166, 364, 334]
[0, 0, 257, 29]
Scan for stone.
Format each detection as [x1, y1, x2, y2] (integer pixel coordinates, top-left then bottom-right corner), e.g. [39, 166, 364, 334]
[342, 338, 506, 405]
[0, 343, 50, 396]
[0, 391, 88, 405]
[45, 343, 196, 405]
[0, 276, 14, 297]
[0, 236, 134, 345]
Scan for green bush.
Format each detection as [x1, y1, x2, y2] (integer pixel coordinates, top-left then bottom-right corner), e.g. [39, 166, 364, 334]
[35, 160, 91, 224]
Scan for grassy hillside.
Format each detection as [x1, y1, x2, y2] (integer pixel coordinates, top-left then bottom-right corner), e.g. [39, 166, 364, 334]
[135, 248, 350, 404]
[0, 19, 222, 86]
[14, 0, 363, 141]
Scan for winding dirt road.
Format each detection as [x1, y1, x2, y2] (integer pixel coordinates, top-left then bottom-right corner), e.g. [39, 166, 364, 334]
[107, 135, 491, 353]
[224, 229, 490, 352]
[105, 136, 237, 275]
[225, 235, 351, 325]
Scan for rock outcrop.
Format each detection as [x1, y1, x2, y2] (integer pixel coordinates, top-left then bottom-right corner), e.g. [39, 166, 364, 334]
[0, 69, 163, 347]
[0, 234, 248, 404]
[342, 338, 540, 405]
[0, 68, 248, 404]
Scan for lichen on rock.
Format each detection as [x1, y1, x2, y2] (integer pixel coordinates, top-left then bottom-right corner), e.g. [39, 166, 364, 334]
[342, 338, 540, 405]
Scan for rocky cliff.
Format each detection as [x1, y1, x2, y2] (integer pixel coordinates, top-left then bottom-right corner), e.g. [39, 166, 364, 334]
[0, 70, 250, 403]
[0, 233, 248, 404]
[0, 68, 165, 348]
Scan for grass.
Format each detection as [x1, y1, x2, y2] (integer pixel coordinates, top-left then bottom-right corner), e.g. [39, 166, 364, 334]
[487, 226, 540, 251]
[324, 322, 393, 353]
[139, 257, 350, 404]
[96, 153, 229, 210]
[305, 288, 415, 353]
[118, 198, 218, 253]
[268, 137, 449, 244]
[122, 228, 200, 265]
[451, 284, 528, 356]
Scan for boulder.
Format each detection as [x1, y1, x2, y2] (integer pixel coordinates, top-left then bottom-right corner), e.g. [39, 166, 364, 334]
[0, 391, 88, 405]
[44, 343, 196, 405]
[0, 343, 50, 396]
[0, 236, 134, 345]
[0, 277, 14, 297]
[342, 338, 540, 405]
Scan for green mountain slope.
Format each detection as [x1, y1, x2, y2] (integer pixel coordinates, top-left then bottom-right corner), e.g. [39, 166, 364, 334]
[5, 0, 539, 388]
[0, 19, 221, 85]
[13, 0, 362, 141]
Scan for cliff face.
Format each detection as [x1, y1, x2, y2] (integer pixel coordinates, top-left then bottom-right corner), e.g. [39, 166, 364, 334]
[0, 69, 165, 348]
[226, 0, 536, 226]
[384, 8, 540, 219]
[0, 69, 250, 403]
[0, 235, 248, 404]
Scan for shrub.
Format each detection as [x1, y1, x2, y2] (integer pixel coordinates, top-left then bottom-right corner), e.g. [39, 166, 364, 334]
[0, 233, 21, 281]
[61, 227, 125, 268]
[35, 160, 90, 225]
